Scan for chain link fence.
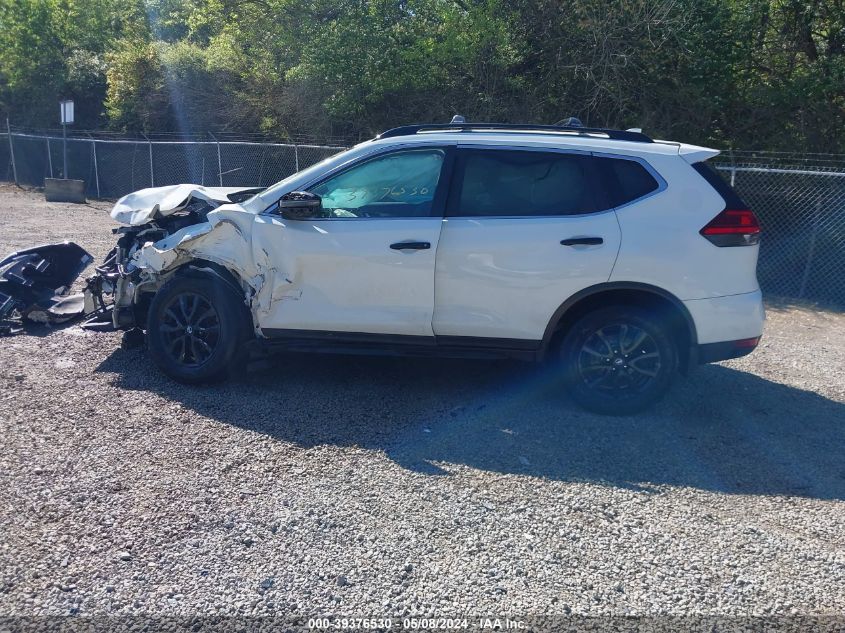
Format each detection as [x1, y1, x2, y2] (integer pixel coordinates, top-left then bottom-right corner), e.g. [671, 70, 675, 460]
[1, 131, 843, 307]
[0, 130, 345, 198]
[712, 152, 845, 307]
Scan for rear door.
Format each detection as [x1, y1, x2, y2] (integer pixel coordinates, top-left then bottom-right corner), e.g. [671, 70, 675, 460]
[432, 146, 622, 342]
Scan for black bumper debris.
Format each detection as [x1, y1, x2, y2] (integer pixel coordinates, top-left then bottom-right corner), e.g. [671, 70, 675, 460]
[0, 242, 94, 331]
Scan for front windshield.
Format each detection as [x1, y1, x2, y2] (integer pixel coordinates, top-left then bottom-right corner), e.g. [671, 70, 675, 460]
[251, 142, 374, 207]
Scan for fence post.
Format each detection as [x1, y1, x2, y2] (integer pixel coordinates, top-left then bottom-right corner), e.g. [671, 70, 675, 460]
[62, 117, 68, 178]
[90, 135, 100, 198]
[294, 144, 300, 172]
[46, 137, 53, 178]
[210, 133, 223, 186]
[6, 118, 18, 185]
[729, 148, 736, 187]
[798, 198, 822, 300]
[143, 133, 154, 187]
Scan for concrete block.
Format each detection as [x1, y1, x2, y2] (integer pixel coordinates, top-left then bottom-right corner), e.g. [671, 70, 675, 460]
[44, 178, 86, 203]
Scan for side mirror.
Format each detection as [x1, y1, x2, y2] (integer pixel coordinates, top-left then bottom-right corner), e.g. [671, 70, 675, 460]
[278, 191, 322, 220]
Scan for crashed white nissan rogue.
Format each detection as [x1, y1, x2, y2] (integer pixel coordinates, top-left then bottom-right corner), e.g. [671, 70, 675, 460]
[87, 121, 765, 414]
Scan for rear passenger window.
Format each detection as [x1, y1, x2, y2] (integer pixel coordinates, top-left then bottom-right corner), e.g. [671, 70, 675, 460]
[596, 157, 660, 207]
[447, 150, 598, 217]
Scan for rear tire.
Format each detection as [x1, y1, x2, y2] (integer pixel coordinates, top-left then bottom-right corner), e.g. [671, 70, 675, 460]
[146, 275, 250, 383]
[558, 305, 677, 415]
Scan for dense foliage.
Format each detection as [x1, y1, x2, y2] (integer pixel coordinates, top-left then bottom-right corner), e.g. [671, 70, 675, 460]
[1, 0, 843, 150]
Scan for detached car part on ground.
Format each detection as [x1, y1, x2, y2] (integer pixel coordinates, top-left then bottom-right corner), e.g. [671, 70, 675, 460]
[0, 242, 94, 334]
[15, 122, 766, 415]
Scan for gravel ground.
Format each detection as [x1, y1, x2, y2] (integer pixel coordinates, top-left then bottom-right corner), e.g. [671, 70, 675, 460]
[1, 186, 844, 621]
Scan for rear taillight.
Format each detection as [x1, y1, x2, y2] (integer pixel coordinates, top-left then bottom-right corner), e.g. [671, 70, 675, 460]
[700, 208, 761, 247]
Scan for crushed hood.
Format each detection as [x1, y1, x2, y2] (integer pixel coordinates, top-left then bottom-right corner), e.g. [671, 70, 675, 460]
[111, 184, 262, 226]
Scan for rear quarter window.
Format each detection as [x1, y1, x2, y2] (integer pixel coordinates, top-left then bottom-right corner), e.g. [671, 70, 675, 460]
[595, 156, 660, 207]
[692, 161, 749, 209]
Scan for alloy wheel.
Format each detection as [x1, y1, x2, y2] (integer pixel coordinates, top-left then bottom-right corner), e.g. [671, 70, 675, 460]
[577, 322, 662, 395]
[159, 292, 221, 367]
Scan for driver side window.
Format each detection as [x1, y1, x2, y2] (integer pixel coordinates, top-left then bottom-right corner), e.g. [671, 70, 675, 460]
[310, 149, 445, 218]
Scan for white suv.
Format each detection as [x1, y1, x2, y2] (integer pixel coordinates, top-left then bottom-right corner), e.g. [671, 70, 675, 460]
[93, 121, 764, 414]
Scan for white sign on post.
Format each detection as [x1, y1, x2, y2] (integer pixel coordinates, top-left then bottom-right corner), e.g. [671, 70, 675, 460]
[60, 100, 74, 125]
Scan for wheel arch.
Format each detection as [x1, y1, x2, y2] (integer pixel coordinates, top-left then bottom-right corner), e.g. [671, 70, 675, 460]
[540, 282, 698, 369]
[133, 259, 253, 330]
[174, 259, 249, 298]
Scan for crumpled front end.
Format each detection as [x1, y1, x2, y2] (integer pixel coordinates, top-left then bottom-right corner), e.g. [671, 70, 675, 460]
[110, 184, 263, 226]
[84, 184, 265, 333]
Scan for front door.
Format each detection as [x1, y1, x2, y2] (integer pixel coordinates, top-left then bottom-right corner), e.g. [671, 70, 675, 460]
[253, 146, 451, 337]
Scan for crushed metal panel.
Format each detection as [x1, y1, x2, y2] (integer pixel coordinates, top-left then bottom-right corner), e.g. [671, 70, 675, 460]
[133, 222, 215, 272]
[132, 210, 257, 277]
[84, 195, 265, 333]
[129, 209, 272, 331]
[111, 184, 262, 226]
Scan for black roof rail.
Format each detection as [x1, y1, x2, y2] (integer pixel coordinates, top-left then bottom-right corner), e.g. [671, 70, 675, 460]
[377, 122, 653, 143]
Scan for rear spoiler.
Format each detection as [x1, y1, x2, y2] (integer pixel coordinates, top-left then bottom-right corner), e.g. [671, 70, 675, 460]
[678, 144, 720, 164]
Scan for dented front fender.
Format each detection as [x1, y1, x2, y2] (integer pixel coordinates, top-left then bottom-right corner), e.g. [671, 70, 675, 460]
[128, 208, 274, 334]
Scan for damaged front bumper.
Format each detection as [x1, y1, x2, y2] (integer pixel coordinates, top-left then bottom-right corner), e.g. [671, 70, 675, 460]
[84, 185, 264, 332]
[0, 242, 94, 333]
[97, 214, 263, 331]
[2, 184, 264, 336]
[92, 221, 179, 330]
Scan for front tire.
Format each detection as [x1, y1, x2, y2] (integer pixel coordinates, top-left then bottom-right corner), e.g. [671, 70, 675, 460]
[146, 275, 250, 383]
[559, 305, 678, 415]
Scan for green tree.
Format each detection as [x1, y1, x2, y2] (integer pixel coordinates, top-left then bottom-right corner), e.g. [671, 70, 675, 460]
[0, 0, 127, 126]
[1, 0, 844, 150]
